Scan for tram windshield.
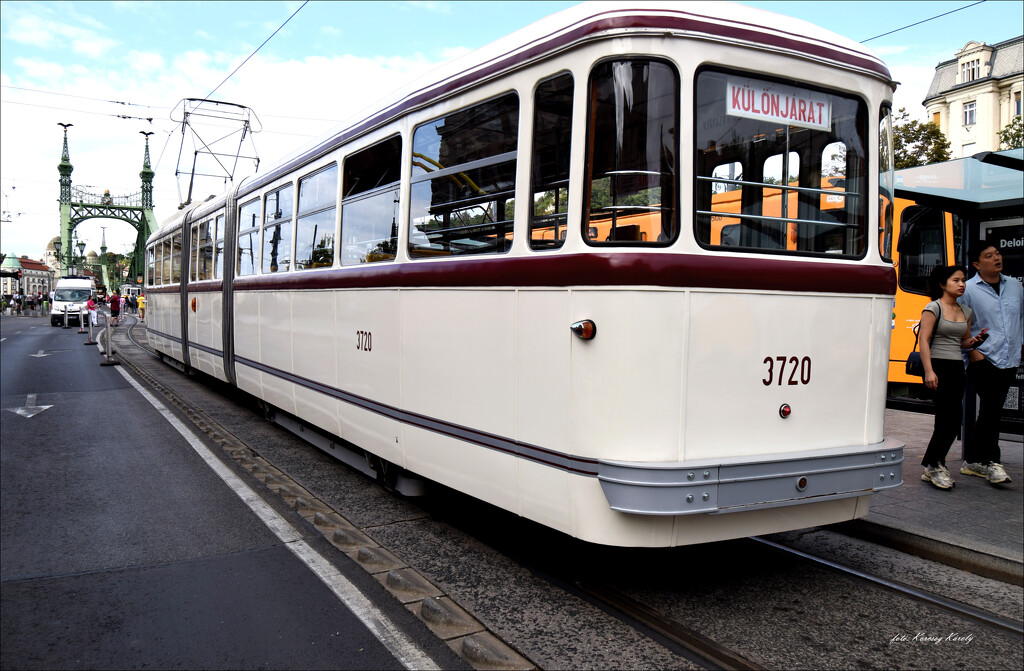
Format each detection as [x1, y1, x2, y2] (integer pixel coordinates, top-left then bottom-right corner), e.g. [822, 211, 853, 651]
[695, 69, 869, 257]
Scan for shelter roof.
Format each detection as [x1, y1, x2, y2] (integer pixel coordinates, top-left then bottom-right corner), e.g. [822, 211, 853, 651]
[895, 148, 1023, 210]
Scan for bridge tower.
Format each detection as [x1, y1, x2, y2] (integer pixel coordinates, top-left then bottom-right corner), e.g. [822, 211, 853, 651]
[56, 127, 158, 285]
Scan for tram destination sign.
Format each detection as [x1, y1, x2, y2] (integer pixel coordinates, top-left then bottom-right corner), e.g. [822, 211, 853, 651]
[726, 77, 832, 132]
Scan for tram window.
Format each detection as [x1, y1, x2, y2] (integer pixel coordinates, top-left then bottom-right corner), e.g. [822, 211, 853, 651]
[530, 73, 574, 250]
[584, 59, 678, 246]
[190, 223, 200, 281]
[296, 164, 337, 270]
[237, 199, 260, 276]
[147, 247, 155, 286]
[214, 214, 224, 279]
[879, 105, 895, 263]
[170, 234, 182, 283]
[695, 69, 868, 257]
[160, 239, 170, 285]
[409, 92, 518, 257]
[197, 220, 214, 281]
[342, 139, 401, 265]
[263, 185, 293, 273]
[897, 206, 945, 296]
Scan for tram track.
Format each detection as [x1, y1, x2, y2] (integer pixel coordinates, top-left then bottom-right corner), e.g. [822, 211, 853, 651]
[108, 321, 1023, 670]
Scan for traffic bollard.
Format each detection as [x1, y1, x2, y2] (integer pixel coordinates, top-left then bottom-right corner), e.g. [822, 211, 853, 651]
[84, 310, 96, 345]
[99, 314, 119, 366]
[62, 306, 70, 329]
[76, 307, 86, 334]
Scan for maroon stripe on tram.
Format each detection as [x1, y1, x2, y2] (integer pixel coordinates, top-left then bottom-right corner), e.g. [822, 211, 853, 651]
[228, 254, 897, 295]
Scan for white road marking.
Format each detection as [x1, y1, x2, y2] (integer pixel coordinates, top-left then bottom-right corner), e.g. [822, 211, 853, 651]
[115, 366, 439, 671]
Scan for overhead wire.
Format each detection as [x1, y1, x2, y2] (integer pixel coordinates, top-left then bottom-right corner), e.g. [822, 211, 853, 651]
[861, 1, 987, 43]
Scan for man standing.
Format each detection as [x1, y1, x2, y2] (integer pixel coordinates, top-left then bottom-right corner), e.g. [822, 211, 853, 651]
[958, 244, 1023, 485]
[108, 290, 121, 326]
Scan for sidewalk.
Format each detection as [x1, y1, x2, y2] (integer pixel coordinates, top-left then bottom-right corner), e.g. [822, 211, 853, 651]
[99, 319, 1024, 585]
[847, 409, 1023, 585]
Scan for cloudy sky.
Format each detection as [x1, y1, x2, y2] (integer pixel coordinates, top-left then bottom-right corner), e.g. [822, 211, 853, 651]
[2, 0, 1022, 261]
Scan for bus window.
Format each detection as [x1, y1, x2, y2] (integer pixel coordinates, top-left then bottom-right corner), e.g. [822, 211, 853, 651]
[296, 164, 337, 270]
[696, 69, 868, 257]
[897, 206, 945, 295]
[409, 93, 518, 257]
[530, 73, 573, 250]
[584, 59, 678, 245]
[342, 139, 401, 265]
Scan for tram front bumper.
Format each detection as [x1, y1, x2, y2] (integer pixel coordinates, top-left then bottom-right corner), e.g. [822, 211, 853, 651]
[597, 438, 904, 515]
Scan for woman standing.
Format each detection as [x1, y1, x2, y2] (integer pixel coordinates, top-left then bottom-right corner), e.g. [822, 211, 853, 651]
[919, 266, 985, 489]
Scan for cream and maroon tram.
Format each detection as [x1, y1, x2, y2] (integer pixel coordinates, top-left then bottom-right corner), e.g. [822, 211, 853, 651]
[145, 1, 903, 547]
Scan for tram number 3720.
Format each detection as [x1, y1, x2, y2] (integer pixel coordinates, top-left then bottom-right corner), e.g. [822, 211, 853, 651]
[762, 356, 812, 386]
[356, 331, 373, 352]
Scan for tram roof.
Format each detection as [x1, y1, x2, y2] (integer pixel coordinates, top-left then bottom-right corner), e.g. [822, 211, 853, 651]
[158, 1, 892, 236]
[256, 2, 890, 188]
[895, 148, 1024, 211]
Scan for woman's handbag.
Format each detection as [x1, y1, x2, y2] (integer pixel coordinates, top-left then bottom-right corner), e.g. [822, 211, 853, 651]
[906, 323, 925, 377]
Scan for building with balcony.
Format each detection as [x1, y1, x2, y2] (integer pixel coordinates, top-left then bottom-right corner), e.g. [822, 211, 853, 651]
[924, 36, 1023, 158]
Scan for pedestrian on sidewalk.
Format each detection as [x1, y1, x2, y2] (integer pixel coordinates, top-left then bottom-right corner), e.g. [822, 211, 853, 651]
[958, 243, 1022, 486]
[86, 295, 98, 327]
[918, 266, 985, 490]
[137, 293, 146, 322]
[108, 290, 121, 326]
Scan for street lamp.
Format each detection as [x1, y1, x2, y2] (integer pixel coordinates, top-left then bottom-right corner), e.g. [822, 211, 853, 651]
[76, 239, 86, 275]
[53, 239, 62, 277]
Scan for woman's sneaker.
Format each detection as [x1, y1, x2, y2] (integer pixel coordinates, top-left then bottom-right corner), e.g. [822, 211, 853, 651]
[922, 466, 954, 490]
[986, 463, 1012, 484]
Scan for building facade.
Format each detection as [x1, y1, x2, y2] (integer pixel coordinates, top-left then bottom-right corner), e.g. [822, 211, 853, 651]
[924, 36, 1023, 158]
[1, 256, 56, 300]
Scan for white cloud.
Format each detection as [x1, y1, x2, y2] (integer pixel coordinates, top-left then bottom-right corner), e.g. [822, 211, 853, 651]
[127, 51, 166, 73]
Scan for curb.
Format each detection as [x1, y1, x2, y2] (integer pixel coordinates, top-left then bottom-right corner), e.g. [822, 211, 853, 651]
[837, 520, 1023, 587]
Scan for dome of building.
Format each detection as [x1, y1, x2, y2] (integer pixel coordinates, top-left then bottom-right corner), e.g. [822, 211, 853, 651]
[1, 255, 23, 270]
[46, 236, 60, 251]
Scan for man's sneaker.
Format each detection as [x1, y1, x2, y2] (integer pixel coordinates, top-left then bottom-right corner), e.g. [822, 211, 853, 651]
[960, 462, 989, 479]
[922, 466, 954, 490]
[987, 463, 1012, 484]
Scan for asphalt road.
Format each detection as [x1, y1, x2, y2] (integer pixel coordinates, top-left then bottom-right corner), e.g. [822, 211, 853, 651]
[0, 315, 463, 670]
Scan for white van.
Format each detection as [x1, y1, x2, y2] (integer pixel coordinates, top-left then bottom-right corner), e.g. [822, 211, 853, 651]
[50, 276, 96, 327]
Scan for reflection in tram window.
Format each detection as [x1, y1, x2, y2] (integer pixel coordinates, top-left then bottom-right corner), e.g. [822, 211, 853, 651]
[237, 199, 260, 276]
[214, 214, 225, 279]
[342, 138, 401, 265]
[160, 239, 169, 285]
[584, 59, 678, 245]
[409, 93, 518, 257]
[263, 185, 293, 273]
[530, 73, 574, 250]
[696, 69, 868, 256]
[296, 165, 337, 270]
[170, 234, 182, 283]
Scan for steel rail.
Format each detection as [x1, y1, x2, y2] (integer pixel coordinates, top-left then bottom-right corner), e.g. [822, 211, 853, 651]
[750, 536, 1024, 637]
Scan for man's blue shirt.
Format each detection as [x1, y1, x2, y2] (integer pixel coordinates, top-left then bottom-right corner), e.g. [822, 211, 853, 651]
[959, 272, 1023, 369]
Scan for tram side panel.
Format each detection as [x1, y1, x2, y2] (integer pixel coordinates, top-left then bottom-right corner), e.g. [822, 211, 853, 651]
[291, 290, 343, 442]
[149, 290, 183, 363]
[333, 289, 402, 466]
[187, 288, 226, 381]
[517, 290, 573, 532]
[400, 288, 521, 516]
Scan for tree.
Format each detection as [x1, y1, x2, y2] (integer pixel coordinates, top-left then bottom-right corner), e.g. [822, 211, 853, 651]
[892, 108, 951, 169]
[997, 115, 1023, 150]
